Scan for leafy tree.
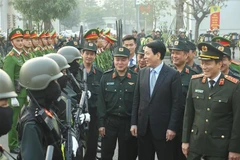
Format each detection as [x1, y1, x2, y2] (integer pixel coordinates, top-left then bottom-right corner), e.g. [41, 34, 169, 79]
[13, 0, 77, 30]
[60, 5, 81, 29]
[185, 0, 228, 42]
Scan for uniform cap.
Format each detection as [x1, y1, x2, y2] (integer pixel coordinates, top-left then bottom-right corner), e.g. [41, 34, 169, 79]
[198, 42, 224, 60]
[84, 29, 99, 40]
[113, 46, 130, 57]
[9, 28, 23, 40]
[82, 42, 97, 52]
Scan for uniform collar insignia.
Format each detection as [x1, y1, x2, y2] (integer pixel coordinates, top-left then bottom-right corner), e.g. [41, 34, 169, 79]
[219, 78, 224, 86]
[127, 73, 131, 79]
[202, 76, 206, 83]
[112, 72, 117, 79]
[185, 68, 189, 74]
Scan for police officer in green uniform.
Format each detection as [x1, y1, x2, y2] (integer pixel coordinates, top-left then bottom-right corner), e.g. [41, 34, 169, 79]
[211, 43, 240, 80]
[75, 42, 103, 160]
[22, 30, 33, 61]
[3, 28, 28, 154]
[30, 30, 42, 57]
[17, 57, 64, 160]
[182, 42, 240, 160]
[186, 40, 202, 73]
[38, 31, 49, 55]
[169, 40, 197, 160]
[130, 45, 146, 72]
[98, 47, 138, 160]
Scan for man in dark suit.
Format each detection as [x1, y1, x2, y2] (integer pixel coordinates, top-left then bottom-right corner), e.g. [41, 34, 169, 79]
[130, 40, 184, 160]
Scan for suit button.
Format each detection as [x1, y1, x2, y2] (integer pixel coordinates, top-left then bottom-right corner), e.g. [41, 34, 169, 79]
[208, 97, 211, 100]
[205, 119, 209, 122]
[191, 129, 194, 133]
[207, 108, 210, 111]
[221, 135, 225, 139]
[205, 131, 208, 134]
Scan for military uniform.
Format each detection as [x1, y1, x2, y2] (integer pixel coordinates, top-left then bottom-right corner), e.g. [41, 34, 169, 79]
[169, 40, 197, 160]
[182, 42, 240, 159]
[17, 57, 64, 160]
[30, 30, 42, 57]
[75, 42, 103, 160]
[97, 47, 138, 160]
[22, 30, 33, 61]
[3, 28, 28, 152]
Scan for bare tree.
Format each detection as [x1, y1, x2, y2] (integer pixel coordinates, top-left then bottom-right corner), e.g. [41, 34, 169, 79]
[185, 0, 227, 42]
[175, 0, 185, 35]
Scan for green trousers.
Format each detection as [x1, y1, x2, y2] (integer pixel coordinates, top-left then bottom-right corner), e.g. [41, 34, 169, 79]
[8, 97, 27, 150]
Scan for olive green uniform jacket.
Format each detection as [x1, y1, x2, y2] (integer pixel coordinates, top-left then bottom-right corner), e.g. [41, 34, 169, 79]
[182, 73, 240, 157]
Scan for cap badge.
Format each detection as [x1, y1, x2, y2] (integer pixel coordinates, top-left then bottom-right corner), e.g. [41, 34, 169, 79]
[218, 46, 224, 52]
[26, 31, 29, 34]
[202, 46, 208, 52]
[74, 41, 78, 45]
[119, 48, 124, 52]
[92, 31, 96, 35]
[174, 41, 179, 45]
[16, 30, 21, 34]
[89, 43, 93, 46]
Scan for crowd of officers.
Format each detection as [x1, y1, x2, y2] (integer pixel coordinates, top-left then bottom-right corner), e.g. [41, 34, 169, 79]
[0, 26, 240, 160]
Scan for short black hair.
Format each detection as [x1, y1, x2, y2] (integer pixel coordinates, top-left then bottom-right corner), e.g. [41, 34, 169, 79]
[122, 35, 136, 43]
[146, 40, 166, 60]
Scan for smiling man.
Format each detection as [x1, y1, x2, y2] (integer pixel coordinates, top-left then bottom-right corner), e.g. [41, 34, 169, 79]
[75, 42, 103, 160]
[131, 40, 184, 160]
[122, 35, 137, 67]
[182, 42, 240, 160]
[169, 40, 197, 160]
[98, 46, 138, 160]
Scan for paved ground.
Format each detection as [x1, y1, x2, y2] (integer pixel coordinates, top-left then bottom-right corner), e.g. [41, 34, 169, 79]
[1, 48, 239, 159]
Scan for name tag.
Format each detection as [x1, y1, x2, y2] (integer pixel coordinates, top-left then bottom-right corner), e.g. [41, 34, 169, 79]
[195, 89, 204, 93]
[107, 82, 114, 85]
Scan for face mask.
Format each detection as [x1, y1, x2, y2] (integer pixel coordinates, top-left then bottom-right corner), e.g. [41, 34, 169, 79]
[57, 75, 68, 89]
[69, 61, 79, 76]
[44, 81, 61, 107]
[0, 106, 13, 136]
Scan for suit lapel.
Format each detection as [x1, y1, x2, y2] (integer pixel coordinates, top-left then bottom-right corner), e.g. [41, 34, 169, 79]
[209, 73, 224, 96]
[150, 64, 168, 100]
[144, 67, 151, 99]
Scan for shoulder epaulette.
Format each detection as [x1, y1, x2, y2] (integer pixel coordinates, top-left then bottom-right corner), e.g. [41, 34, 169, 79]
[225, 75, 239, 84]
[191, 73, 204, 79]
[104, 69, 113, 74]
[231, 60, 240, 65]
[9, 51, 15, 56]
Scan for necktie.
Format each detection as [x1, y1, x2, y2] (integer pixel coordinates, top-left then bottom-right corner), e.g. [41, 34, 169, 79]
[150, 70, 157, 96]
[209, 80, 215, 89]
[130, 59, 134, 66]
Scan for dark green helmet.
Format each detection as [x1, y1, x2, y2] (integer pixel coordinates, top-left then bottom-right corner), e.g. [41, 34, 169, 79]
[44, 53, 70, 71]
[0, 69, 17, 99]
[19, 57, 63, 90]
[57, 46, 81, 63]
